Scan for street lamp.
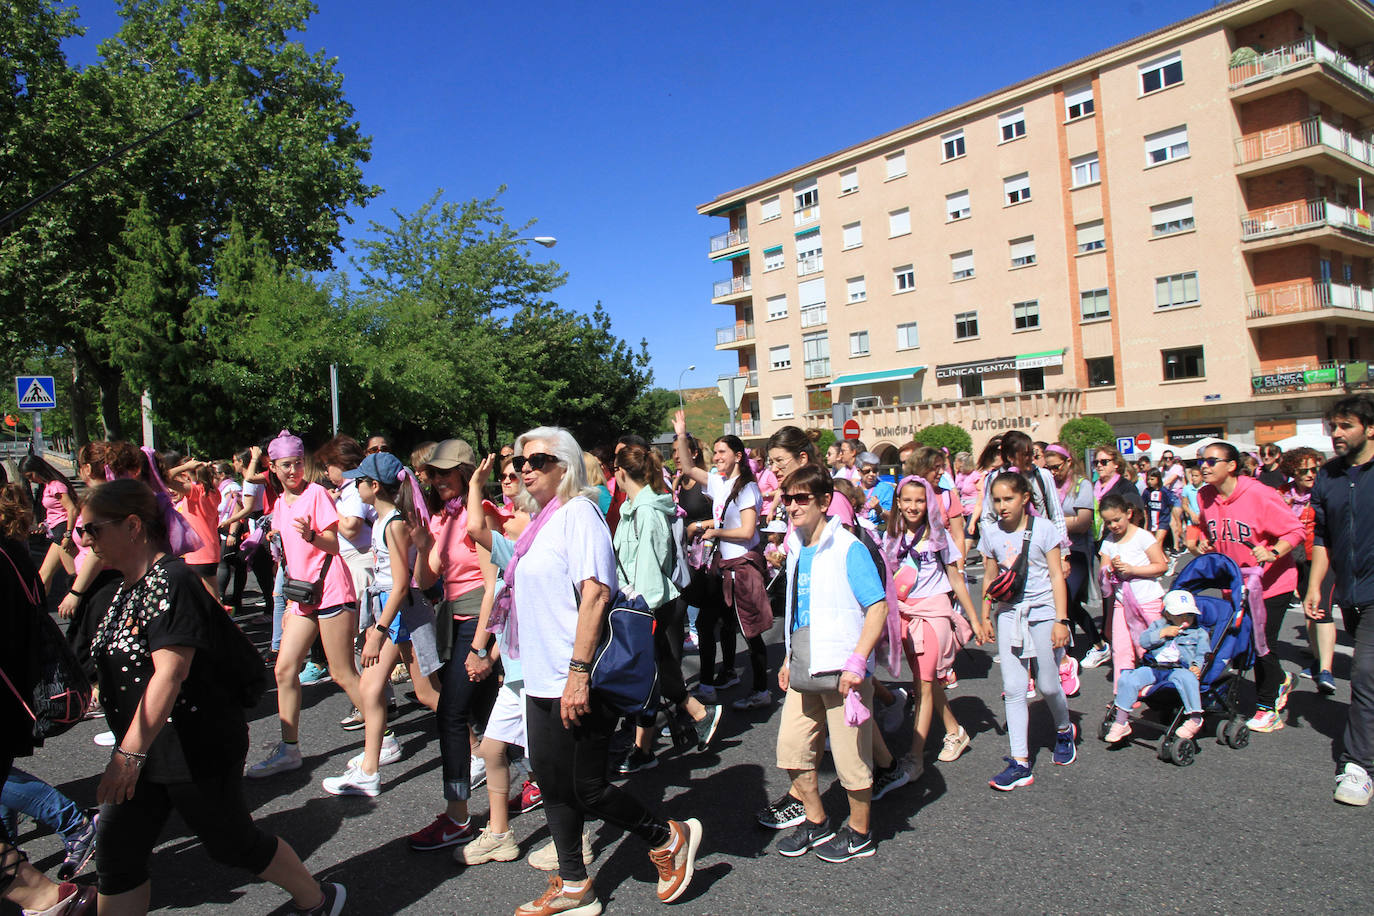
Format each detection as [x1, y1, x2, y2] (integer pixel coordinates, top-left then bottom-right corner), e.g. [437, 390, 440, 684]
[677, 365, 697, 410]
[511, 236, 557, 248]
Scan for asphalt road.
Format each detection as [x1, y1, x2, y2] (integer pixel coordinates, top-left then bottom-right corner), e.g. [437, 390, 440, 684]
[5, 561, 1368, 915]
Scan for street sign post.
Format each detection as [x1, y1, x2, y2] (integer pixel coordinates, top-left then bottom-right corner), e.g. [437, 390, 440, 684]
[717, 375, 747, 437]
[843, 419, 861, 440]
[15, 376, 55, 457]
[1136, 433, 1153, 451]
[1116, 436, 1136, 457]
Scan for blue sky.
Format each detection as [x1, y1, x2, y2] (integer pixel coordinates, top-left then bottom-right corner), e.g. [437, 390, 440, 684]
[62, 0, 1210, 391]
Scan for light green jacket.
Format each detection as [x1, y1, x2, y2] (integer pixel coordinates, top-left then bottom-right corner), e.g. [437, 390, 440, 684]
[612, 487, 680, 610]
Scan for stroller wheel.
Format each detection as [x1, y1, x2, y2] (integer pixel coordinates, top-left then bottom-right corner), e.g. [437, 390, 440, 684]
[1218, 720, 1233, 746]
[1226, 720, 1250, 749]
[1158, 736, 1175, 762]
[1172, 738, 1198, 766]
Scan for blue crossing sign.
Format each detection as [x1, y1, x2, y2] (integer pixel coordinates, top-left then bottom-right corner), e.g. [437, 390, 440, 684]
[15, 376, 56, 411]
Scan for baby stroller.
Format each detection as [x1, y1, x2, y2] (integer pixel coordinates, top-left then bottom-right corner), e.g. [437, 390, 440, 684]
[1097, 553, 1256, 766]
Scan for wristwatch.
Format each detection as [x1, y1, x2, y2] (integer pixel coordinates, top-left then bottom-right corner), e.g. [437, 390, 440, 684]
[373, 623, 390, 639]
[470, 645, 489, 659]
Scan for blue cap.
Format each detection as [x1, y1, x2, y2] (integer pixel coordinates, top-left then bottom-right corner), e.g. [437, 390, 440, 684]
[342, 452, 404, 485]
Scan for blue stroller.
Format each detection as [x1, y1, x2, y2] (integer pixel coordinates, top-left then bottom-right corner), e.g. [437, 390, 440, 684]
[1096, 553, 1256, 766]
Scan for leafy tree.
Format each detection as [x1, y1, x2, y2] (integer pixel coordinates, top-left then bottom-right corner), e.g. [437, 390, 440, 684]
[1058, 416, 1116, 458]
[913, 422, 972, 455]
[811, 427, 836, 458]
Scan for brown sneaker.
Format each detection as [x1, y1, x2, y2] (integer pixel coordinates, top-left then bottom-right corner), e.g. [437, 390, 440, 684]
[647, 818, 703, 904]
[514, 874, 602, 916]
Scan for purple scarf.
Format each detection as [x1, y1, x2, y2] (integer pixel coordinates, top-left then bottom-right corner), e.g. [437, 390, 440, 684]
[488, 496, 563, 659]
[141, 446, 203, 557]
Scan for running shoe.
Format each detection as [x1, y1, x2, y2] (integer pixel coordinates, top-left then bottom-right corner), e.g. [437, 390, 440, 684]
[1104, 721, 1132, 743]
[529, 830, 593, 870]
[693, 683, 718, 703]
[1025, 681, 1037, 700]
[408, 813, 477, 851]
[714, 670, 742, 690]
[471, 754, 487, 790]
[290, 882, 346, 916]
[459, 827, 519, 865]
[617, 747, 658, 775]
[1335, 762, 1374, 807]
[1275, 670, 1296, 712]
[348, 731, 401, 770]
[58, 811, 98, 881]
[989, 758, 1034, 792]
[93, 731, 116, 747]
[1317, 670, 1337, 695]
[777, 818, 834, 857]
[1081, 644, 1112, 669]
[648, 818, 702, 903]
[757, 792, 807, 829]
[731, 689, 770, 711]
[1174, 716, 1204, 740]
[693, 704, 723, 752]
[937, 726, 971, 762]
[813, 826, 875, 863]
[1058, 656, 1081, 698]
[942, 673, 959, 691]
[871, 762, 910, 800]
[1246, 708, 1284, 732]
[876, 687, 908, 733]
[298, 662, 330, 686]
[683, 629, 698, 651]
[899, 752, 924, 782]
[322, 763, 381, 797]
[390, 662, 411, 684]
[515, 874, 601, 916]
[246, 741, 302, 778]
[1052, 723, 1078, 766]
[339, 706, 365, 731]
[509, 779, 543, 815]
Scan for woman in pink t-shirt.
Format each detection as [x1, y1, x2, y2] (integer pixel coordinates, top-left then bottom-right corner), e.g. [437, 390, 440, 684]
[18, 454, 78, 587]
[158, 452, 224, 598]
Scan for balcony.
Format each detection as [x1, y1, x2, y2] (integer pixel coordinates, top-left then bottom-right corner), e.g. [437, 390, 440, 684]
[723, 419, 761, 437]
[709, 226, 749, 254]
[711, 273, 752, 303]
[797, 254, 824, 277]
[1229, 36, 1374, 112]
[1247, 280, 1374, 325]
[1235, 118, 1374, 182]
[1240, 198, 1374, 256]
[714, 323, 756, 349]
[803, 357, 831, 380]
[799, 305, 828, 328]
[718, 370, 759, 390]
[794, 204, 820, 227]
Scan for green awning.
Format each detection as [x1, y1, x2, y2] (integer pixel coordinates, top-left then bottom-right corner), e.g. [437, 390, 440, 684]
[763, 245, 783, 254]
[795, 227, 820, 238]
[830, 366, 926, 390]
[709, 248, 751, 262]
[1015, 348, 1066, 369]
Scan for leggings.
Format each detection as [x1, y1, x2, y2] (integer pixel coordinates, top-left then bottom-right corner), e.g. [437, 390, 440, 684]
[998, 614, 1071, 760]
[218, 546, 246, 612]
[1254, 593, 1293, 709]
[1064, 551, 1100, 648]
[525, 694, 670, 883]
[437, 615, 500, 801]
[654, 599, 689, 708]
[696, 575, 766, 692]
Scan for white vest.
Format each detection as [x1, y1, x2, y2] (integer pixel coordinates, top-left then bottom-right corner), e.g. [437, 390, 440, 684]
[784, 517, 871, 674]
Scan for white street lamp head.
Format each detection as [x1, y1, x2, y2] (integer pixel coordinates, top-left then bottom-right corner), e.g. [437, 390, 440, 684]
[531, 236, 557, 248]
[688, 364, 696, 371]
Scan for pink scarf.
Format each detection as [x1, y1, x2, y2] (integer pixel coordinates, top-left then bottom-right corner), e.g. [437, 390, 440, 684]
[141, 446, 203, 557]
[1094, 472, 1121, 502]
[882, 475, 946, 571]
[488, 496, 564, 659]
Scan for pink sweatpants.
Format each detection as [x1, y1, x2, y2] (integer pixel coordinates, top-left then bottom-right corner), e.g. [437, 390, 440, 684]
[1110, 596, 1163, 689]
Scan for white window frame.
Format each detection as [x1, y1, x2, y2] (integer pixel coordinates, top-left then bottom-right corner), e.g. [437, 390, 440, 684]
[954, 310, 979, 340]
[769, 345, 792, 371]
[1140, 51, 1183, 96]
[842, 221, 863, 250]
[760, 196, 781, 223]
[894, 265, 915, 293]
[951, 250, 975, 281]
[771, 395, 795, 420]
[1151, 198, 1195, 237]
[763, 246, 784, 272]
[1145, 125, 1189, 166]
[1012, 299, 1040, 331]
[1076, 220, 1105, 253]
[896, 321, 919, 351]
[946, 189, 970, 222]
[941, 129, 966, 162]
[846, 275, 867, 303]
[1064, 82, 1094, 120]
[796, 230, 823, 276]
[885, 150, 907, 180]
[1009, 236, 1036, 268]
[839, 168, 859, 195]
[1080, 287, 1111, 321]
[998, 107, 1026, 143]
[1071, 152, 1100, 187]
[793, 179, 819, 226]
[1004, 172, 1031, 205]
[888, 207, 911, 238]
[766, 293, 788, 322]
[849, 330, 870, 357]
[1155, 271, 1200, 310]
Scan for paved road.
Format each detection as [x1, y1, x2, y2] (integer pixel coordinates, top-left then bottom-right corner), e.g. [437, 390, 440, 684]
[5, 565, 1369, 915]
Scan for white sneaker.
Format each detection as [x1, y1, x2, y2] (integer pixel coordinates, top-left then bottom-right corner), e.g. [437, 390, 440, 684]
[1081, 644, 1112, 670]
[529, 829, 594, 871]
[323, 764, 381, 797]
[731, 689, 771, 710]
[1335, 762, 1373, 806]
[246, 741, 303, 778]
[877, 687, 908, 733]
[93, 731, 116, 747]
[470, 754, 488, 790]
[349, 731, 402, 770]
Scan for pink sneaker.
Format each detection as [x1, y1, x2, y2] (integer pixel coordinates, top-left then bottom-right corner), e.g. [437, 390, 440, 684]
[1174, 716, 1203, 740]
[1104, 721, 1132, 743]
[1058, 656, 1081, 697]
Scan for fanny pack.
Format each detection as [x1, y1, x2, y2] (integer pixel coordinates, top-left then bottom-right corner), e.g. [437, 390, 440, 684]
[283, 552, 333, 605]
[984, 528, 1032, 605]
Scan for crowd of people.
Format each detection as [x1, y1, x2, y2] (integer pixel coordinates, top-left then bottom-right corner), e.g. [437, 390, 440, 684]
[3, 394, 1374, 915]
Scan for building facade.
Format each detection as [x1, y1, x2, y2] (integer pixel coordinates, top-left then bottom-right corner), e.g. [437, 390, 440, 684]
[698, 0, 1374, 460]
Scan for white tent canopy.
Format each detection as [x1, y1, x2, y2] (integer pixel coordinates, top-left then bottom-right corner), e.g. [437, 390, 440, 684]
[1276, 432, 1336, 455]
[1186, 436, 1259, 457]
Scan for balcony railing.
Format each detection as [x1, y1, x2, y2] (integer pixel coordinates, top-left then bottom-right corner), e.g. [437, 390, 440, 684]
[799, 305, 828, 328]
[797, 254, 824, 276]
[1235, 117, 1374, 168]
[723, 419, 761, 436]
[712, 274, 752, 299]
[715, 323, 756, 346]
[1229, 35, 1374, 101]
[794, 204, 820, 227]
[718, 370, 760, 388]
[709, 227, 749, 253]
[1241, 198, 1374, 241]
[1247, 280, 1374, 320]
[803, 357, 831, 380]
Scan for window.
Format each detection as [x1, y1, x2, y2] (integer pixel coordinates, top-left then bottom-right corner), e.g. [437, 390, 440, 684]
[771, 395, 794, 420]
[1162, 345, 1204, 380]
[998, 108, 1026, 142]
[846, 275, 867, 303]
[951, 250, 975, 281]
[840, 168, 858, 195]
[760, 196, 781, 222]
[803, 331, 830, 379]
[1019, 367, 1045, 391]
[955, 310, 979, 340]
[1155, 271, 1200, 309]
[942, 129, 965, 161]
[1145, 125, 1189, 166]
[1071, 152, 1100, 187]
[796, 230, 823, 276]
[946, 189, 971, 222]
[1076, 220, 1105, 253]
[1004, 172, 1031, 205]
[1013, 299, 1040, 330]
[897, 321, 919, 350]
[769, 345, 792, 371]
[793, 179, 819, 225]
[1151, 198, 1195, 236]
[1009, 236, 1036, 268]
[763, 245, 784, 272]
[766, 293, 788, 321]
[885, 151, 907, 179]
[888, 208, 910, 237]
[1065, 82, 1094, 120]
[849, 330, 870, 357]
[894, 264, 915, 293]
[1140, 51, 1183, 95]
[1081, 287, 1111, 321]
[1086, 356, 1115, 387]
[842, 221, 863, 250]
[798, 277, 826, 311]
[959, 374, 983, 398]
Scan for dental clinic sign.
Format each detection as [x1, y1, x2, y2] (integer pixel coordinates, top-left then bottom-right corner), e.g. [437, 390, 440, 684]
[1251, 366, 1341, 393]
[935, 349, 1064, 380]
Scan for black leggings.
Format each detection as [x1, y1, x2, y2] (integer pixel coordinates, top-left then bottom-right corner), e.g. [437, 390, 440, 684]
[1064, 551, 1101, 649]
[437, 616, 500, 801]
[696, 573, 767, 692]
[655, 598, 689, 707]
[1254, 593, 1295, 709]
[95, 770, 278, 896]
[525, 695, 670, 882]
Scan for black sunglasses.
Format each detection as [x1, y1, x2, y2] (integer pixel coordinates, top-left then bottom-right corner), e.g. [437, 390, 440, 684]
[780, 492, 818, 506]
[1200, 456, 1230, 467]
[1044, 461, 1064, 471]
[512, 453, 559, 473]
[73, 519, 118, 540]
[1094, 458, 1113, 466]
[365, 445, 391, 455]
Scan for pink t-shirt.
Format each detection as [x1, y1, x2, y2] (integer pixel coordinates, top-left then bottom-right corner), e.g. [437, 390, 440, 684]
[429, 502, 488, 602]
[42, 480, 68, 531]
[273, 482, 356, 612]
[176, 482, 221, 566]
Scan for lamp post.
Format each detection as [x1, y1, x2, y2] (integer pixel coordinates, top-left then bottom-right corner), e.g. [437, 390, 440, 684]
[510, 236, 557, 248]
[677, 365, 696, 411]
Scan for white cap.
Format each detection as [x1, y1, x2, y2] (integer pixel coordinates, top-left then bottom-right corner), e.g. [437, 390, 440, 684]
[1163, 589, 1199, 618]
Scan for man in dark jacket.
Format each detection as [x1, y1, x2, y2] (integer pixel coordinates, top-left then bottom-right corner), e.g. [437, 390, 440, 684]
[1307, 395, 1374, 807]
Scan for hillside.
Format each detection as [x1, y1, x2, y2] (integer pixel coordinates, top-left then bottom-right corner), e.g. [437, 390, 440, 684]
[661, 386, 733, 441]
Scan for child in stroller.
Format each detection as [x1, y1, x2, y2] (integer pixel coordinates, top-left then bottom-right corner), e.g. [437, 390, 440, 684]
[1105, 589, 1211, 743]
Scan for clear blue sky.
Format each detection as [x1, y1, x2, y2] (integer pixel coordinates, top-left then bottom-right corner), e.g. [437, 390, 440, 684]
[62, 0, 1210, 391]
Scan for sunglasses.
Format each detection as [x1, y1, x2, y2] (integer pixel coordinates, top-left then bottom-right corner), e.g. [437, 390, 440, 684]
[73, 519, 118, 540]
[500, 472, 520, 483]
[1200, 456, 1229, 467]
[1094, 458, 1113, 466]
[512, 453, 559, 473]
[1296, 466, 1318, 475]
[365, 445, 391, 455]
[779, 492, 818, 506]
[1045, 461, 1064, 471]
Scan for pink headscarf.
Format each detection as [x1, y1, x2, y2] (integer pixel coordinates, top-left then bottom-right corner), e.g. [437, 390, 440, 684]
[882, 475, 947, 571]
[268, 429, 304, 460]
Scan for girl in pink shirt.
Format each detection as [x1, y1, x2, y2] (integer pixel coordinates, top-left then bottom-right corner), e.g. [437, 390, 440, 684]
[19, 454, 78, 587]
[159, 453, 223, 597]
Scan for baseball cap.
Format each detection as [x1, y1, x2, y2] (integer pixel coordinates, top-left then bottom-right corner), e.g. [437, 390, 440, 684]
[342, 451, 404, 485]
[1163, 589, 1199, 618]
[424, 438, 476, 470]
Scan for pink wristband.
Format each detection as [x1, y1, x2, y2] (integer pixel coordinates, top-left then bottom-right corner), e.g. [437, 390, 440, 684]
[843, 653, 868, 677]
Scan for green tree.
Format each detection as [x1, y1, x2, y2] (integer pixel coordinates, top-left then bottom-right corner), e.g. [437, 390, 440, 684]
[1058, 416, 1116, 458]
[913, 422, 973, 455]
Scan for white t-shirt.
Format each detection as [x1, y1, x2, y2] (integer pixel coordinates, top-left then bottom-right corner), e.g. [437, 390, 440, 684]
[1100, 527, 1166, 604]
[241, 480, 264, 514]
[706, 473, 761, 561]
[335, 480, 376, 553]
[979, 516, 1060, 620]
[515, 498, 618, 699]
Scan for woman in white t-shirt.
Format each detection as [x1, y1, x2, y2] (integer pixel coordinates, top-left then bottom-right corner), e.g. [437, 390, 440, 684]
[1097, 493, 1169, 689]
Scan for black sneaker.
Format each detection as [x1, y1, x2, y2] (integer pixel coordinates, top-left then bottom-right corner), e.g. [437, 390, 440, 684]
[58, 812, 98, 881]
[292, 882, 346, 916]
[871, 763, 911, 801]
[776, 818, 834, 857]
[617, 747, 658, 775]
[813, 826, 875, 863]
[693, 704, 723, 752]
[757, 792, 807, 829]
[714, 669, 742, 690]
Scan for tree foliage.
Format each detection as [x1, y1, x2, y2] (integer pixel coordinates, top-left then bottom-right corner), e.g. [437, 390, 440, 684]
[1058, 416, 1116, 458]
[913, 423, 972, 455]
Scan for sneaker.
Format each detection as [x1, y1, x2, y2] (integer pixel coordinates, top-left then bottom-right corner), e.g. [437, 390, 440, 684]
[1081, 644, 1112, 669]
[57, 812, 98, 881]
[348, 731, 402, 770]
[813, 825, 875, 863]
[1317, 670, 1337, 696]
[877, 687, 908, 733]
[683, 630, 698, 651]
[871, 762, 910, 800]
[1334, 762, 1374, 807]
[92, 731, 116, 747]
[529, 829, 593, 871]
[322, 763, 381, 797]
[1275, 671, 1295, 712]
[1104, 721, 1132, 743]
[459, 826, 520, 865]
[390, 663, 411, 684]
[1058, 656, 1081, 697]
[246, 741, 302, 779]
[692, 704, 723, 751]
[510, 780, 544, 815]
[777, 818, 834, 857]
[1052, 723, 1077, 766]
[731, 689, 770, 711]
[648, 818, 702, 903]
[290, 882, 346, 916]
[899, 752, 924, 782]
[937, 726, 971, 762]
[714, 670, 741, 690]
[693, 683, 718, 703]
[339, 706, 365, 731]
[1025, 681, 1037, 700]
[298, 661, 331, 686]
[408, 813, 477, 851]
[617, 747, 658, 775]
[756, 792, 807, 830]
[515, 874, 601, 916]
[1174, 716, 1204, 741]
[471, 754, 487, 790]
[989, 757, 1034, 792]
[1247, 708, 1284, 733]
[942, 673, 958, 691]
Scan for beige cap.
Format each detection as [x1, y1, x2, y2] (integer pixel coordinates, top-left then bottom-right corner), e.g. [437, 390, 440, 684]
[424, 438, 476, 469]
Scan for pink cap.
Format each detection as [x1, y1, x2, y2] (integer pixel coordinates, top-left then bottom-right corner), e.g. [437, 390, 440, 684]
[268, 429, 304, 460]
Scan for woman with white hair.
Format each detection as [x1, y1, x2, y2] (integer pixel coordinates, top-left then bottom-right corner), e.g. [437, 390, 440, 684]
[500, 427, 702, 916]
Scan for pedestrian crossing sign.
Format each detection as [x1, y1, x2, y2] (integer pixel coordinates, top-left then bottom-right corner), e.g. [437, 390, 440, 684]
[15, 376, 56, 411]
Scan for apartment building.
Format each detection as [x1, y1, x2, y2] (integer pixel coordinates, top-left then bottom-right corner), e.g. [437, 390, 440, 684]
[698, 0, 1374, 460]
